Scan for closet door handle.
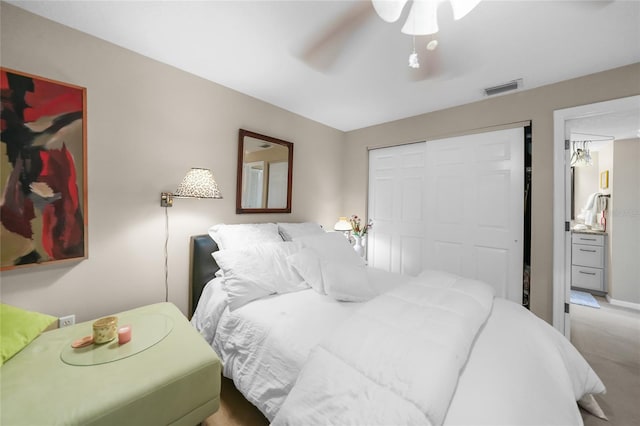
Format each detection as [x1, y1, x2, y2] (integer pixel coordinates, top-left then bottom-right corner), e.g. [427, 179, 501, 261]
[579, 248, 596, 252]
[579, 271, 596, 276]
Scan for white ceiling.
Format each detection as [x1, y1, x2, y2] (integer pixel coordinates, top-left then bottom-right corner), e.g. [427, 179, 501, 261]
[568, 107, 640, 148]
[8, 0, 640, 132]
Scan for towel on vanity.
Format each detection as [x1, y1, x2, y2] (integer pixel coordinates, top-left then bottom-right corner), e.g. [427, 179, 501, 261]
[579, 192, 602, 226]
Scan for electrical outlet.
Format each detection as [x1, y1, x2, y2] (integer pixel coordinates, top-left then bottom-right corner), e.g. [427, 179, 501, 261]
[59, 314, 75, 328]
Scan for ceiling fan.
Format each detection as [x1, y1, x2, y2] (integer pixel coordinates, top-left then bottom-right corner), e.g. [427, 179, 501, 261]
[299, 0, 482, 78]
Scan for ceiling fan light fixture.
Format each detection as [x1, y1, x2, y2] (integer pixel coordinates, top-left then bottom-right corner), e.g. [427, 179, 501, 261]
[373, 0, 482, 35]
[401, 0, 439, 35]
[371, 0, 408, 23]
[450, 0, 482, 20]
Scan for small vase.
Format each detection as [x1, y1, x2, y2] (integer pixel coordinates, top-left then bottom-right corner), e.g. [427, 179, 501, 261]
[353, 235, 364, 257]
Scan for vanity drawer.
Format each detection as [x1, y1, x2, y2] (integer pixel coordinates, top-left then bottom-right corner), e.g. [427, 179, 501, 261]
[572, 233, 604, 246]
[571, 265, 604, 291]
[572, 244, 604, 268]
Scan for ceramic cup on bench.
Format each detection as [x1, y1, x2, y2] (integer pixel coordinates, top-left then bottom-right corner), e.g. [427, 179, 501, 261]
[92, 316, 118, 344]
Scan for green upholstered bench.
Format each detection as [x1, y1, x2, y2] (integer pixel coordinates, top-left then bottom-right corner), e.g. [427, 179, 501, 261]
[1, 302, 221, 426]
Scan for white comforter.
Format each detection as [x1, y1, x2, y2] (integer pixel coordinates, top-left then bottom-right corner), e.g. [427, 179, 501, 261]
[272, 270, 495, 426]
[272, 270, 605, 426]
[192, 270, 605, 425]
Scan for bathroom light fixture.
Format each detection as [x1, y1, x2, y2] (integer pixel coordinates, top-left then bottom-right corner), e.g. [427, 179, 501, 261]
[160, 168, 223, 207]
[570, 141, 593, 168]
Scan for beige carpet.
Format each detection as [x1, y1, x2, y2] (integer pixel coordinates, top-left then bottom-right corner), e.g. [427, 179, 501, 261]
[571, 296, 640, 426]
[202, 297, 639, 426]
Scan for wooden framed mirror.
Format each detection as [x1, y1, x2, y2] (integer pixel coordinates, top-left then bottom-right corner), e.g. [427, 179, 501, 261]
[236, 129, 293, 214]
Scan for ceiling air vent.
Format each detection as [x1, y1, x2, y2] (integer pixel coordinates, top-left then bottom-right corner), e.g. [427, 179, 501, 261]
[484, 79, 522, 97]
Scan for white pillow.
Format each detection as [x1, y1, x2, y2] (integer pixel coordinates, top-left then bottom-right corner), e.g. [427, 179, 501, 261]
[277, 222, 325, 241]
[288, 248, 324, 294]
[219, 275, 270, 312]
[293, 232, 365, 266]
[208, 223, 282, 250]
[213, 242, 307, 310]
[321, 261, 377, 302]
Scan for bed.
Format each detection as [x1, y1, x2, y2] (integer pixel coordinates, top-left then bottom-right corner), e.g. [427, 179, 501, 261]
[190, 222, 607, 425]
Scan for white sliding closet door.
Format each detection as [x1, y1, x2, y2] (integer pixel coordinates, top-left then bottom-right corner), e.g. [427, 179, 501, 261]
[367, 142, 427, 276]
[425, 128, 524, 302]
[368, 127, 524, 303]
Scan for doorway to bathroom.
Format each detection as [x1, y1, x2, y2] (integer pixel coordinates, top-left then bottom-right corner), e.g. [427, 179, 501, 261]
[552, 95, 640, 338]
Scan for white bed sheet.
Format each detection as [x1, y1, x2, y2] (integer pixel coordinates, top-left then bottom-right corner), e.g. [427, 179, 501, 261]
[192, 277, 604, 425]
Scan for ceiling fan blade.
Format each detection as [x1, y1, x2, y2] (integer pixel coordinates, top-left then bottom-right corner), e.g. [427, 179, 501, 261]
[299, 1, 375, 71]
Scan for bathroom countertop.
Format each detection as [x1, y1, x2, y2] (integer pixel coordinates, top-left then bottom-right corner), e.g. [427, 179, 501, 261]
[572, 228, 607, 235]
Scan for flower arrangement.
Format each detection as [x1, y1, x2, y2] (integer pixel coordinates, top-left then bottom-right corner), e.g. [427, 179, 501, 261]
[349, 215, 372, 237]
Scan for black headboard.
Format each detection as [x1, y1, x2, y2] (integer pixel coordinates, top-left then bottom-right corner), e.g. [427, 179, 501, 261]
[189, 234, 220, 318]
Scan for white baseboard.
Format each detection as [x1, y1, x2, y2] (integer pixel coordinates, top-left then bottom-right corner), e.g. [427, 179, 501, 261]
[606, 295, 640, 311]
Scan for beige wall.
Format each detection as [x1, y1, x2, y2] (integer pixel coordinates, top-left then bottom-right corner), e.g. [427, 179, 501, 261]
[0, 4, 344, 321]
[610, 138, 640, 305]
[343, 63, 640, 322]
[599, 142, 614, 197]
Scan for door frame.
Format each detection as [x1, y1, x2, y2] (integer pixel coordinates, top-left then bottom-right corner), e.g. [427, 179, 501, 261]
[552, 95, 640, 336]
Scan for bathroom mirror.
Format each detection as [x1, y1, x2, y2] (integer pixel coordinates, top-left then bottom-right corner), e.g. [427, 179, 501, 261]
[236, 129, 293, 214]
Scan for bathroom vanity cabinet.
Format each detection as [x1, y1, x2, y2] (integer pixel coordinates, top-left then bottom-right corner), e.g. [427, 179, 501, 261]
[571, 232, 607, 293]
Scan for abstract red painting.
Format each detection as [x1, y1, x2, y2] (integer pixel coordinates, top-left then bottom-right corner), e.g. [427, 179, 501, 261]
[1, 68, 87, 270]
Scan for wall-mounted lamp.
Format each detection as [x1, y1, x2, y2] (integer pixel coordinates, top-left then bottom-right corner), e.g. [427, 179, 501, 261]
[161, 168, 223, 207]
[160, 167, 222, 304]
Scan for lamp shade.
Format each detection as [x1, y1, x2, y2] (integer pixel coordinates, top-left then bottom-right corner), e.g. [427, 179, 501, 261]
[174, 168, 223, 199]
[334, 217, 352, 232]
